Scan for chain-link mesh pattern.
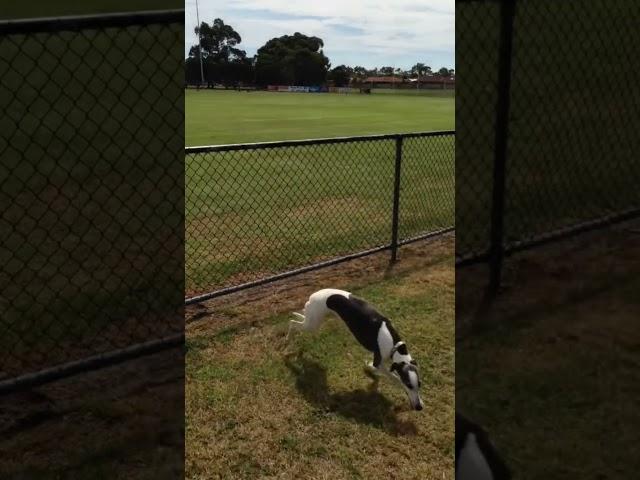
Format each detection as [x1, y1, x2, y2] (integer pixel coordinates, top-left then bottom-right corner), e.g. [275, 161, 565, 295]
[185, 133, 454, 298]
[505, 0, 640, 244]
[456, 1, 502, 260]
[0, 12, 184, 385]
[400, 136, 455, 241]
[456, 0, 640, 263]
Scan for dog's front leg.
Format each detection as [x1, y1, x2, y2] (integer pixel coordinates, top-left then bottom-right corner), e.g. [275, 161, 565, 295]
[364, 361, 380, 377]
[363, 361, 381, 391]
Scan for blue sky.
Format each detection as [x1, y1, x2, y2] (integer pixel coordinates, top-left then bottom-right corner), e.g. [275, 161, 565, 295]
[185, 0, 454, 71]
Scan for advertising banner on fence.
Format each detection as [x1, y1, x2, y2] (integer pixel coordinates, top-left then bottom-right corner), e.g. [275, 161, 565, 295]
[328, 87, 355, 93]
[268, 85, 327, 93]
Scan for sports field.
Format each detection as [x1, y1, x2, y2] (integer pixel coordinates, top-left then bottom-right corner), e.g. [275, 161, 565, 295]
[185, 89, 455, 145]
[185, 89, 455, 295]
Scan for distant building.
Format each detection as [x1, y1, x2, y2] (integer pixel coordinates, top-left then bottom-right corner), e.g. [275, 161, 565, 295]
[409, 75, 455, 89]
[360, 75, 455, 89]
[361, 76, 405, 87]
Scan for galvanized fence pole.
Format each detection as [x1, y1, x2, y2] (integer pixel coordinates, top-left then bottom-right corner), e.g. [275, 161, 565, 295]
[390, 135, 404, 262]
[488, 0, 516, 296]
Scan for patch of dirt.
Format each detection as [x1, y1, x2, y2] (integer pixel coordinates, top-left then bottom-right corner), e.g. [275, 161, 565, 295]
[186, 233, 454, 338]
[285, 196, 372, 220]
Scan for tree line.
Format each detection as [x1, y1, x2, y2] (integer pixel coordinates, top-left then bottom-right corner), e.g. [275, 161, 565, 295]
[185, 19, 454, 88]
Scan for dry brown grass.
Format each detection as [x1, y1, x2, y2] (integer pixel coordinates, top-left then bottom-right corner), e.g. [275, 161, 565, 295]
[186, 236, 455, 480]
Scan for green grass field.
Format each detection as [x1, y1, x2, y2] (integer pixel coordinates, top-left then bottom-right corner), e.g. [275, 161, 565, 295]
[185, 89, 455, 295]
[186, 241, 454, 479]
[185, 89, 454, 145]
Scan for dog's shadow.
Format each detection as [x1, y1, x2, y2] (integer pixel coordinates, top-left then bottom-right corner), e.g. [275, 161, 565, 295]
[284, 354, 417, 436]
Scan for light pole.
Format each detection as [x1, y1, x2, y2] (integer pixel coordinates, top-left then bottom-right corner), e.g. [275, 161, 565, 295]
[195, 0, 205, 86]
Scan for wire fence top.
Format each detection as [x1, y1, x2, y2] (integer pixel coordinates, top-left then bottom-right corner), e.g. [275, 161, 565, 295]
[185, 130, 456, 153]
[0, 9, 184, 35]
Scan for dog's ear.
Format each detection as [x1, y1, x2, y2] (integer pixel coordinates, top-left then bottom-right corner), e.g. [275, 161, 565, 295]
[390, 362, 401, 373]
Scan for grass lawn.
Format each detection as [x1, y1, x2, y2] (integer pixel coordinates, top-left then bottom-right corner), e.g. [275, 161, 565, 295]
[186, 240, 454, 479]
[185, 134, 454, 296]
[185, 89, 454, 145]
[185, 90, 455, 296]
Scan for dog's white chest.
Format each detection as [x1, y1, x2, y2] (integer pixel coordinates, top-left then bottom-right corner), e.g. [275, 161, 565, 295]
[377, 322, 395, 357]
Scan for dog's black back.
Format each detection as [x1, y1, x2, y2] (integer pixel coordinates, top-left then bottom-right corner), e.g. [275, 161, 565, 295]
[326, 293, 398, 353]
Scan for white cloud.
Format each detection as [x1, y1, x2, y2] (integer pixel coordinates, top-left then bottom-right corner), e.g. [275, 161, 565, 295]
[185, 0, 454, 69]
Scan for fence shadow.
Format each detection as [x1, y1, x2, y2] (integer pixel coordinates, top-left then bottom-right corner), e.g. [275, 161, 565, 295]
[284, 354, 417, 436]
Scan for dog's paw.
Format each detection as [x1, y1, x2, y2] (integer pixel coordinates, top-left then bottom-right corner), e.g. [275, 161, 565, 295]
[363, 364, 378, 379]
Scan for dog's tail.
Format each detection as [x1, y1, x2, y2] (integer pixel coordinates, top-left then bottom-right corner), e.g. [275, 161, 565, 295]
[292, 297, 325, 331]
[291, 299, 312, 322]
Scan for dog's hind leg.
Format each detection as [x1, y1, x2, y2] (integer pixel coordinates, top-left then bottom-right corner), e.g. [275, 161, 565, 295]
[285, 312, 307, 342]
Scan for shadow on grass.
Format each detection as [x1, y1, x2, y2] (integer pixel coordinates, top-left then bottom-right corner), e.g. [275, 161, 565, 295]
[284, 354, 417, 436]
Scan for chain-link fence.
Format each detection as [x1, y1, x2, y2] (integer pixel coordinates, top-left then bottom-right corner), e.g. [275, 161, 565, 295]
[0, 11, 184, 393]
[456, 0, 640, 288]
[185, 132, 455, 302]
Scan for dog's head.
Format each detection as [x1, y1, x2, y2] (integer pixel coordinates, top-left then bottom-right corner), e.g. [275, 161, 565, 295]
[390, 359, 423, 411]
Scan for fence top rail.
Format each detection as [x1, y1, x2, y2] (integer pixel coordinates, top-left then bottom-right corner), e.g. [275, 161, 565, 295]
[185, 130, 456, 154]
[0, 9, 184, 35]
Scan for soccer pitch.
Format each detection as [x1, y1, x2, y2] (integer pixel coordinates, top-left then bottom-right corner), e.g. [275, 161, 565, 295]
[185, 89, 455, 146]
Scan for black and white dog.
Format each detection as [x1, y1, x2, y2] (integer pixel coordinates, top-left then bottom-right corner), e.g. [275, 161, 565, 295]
[286, 288, 424, 411]
[456, 412, 511, 480]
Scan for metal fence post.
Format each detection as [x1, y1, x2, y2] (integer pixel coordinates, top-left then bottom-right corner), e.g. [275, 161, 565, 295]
[488, 0, 516, 296]
[390, 135, 404, 262]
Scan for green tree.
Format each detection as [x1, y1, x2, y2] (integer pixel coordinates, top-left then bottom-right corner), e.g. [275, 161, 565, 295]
[185, 18, 253, 86]
[437, 67, 452, 77]
[394, 67, 407, 79]
[352, 66, 368, 82]
[254, 33, 330, 86]
[328, 65, 353, 87]
[190, 18, 246, 63]
[411, 63, 432, 77]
